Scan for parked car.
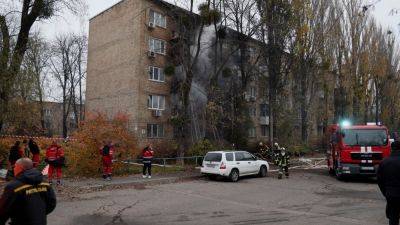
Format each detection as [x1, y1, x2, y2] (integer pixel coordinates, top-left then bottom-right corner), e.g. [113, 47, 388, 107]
[201, 151, 269, 182]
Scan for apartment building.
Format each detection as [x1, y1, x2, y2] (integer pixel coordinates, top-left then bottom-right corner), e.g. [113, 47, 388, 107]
[86, 0, 269, 148]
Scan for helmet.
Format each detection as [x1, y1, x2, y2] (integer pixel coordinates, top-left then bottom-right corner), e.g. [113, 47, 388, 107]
[274, 142, 279, 147]
[259, 142, 263, 146]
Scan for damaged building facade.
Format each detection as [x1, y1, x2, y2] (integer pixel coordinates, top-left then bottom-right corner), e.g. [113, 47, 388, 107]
[86, 0, 270, 148]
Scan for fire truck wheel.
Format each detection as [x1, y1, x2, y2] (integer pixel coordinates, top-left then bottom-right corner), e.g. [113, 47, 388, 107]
[335, 168, 344, 181]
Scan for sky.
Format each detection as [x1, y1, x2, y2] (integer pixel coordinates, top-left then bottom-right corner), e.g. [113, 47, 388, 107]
[36, 0, 400, 40]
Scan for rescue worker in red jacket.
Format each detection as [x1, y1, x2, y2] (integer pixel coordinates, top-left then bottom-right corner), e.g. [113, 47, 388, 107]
[0, 158, 56, 225]
[28, 139, 41, 168]
[45, 141, 65, 185]
[142, 144, 154, 179]
[100, 141, 114, 181]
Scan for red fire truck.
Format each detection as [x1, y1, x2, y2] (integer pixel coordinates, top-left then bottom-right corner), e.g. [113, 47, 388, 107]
[326, 122, 392, 179]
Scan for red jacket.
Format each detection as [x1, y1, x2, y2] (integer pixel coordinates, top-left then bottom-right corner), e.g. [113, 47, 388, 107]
[142, 149, 154, 163]
[46, 145, 64, 162]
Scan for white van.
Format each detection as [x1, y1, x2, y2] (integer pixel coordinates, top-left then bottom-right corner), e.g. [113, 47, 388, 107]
[201, 151, 269, 182]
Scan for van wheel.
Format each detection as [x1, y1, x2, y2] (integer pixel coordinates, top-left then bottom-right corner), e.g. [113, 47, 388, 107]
[259, 166, 267, 177]
[229, 169, 239, 182]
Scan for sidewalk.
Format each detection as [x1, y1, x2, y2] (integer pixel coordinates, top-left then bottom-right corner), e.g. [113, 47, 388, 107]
[62, 171, 202, 191]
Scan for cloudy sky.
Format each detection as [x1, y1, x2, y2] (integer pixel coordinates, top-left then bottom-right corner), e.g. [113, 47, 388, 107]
[36, 0, 400, 40]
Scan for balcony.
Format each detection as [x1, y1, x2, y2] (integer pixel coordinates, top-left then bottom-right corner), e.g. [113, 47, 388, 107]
[259, 116, 269, 125]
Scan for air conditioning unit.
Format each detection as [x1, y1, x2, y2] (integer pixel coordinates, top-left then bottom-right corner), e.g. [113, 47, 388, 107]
[148, 22, 155, 29]
[153, 110, 162, 117]
[148, 51, 155, 58]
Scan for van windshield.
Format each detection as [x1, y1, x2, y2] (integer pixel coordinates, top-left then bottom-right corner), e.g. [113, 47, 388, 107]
[204, 153, 222, 162]
[342, 129, 388, 146]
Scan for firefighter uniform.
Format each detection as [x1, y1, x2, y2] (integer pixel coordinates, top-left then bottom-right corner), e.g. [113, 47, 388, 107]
[277, 149, 290, 179]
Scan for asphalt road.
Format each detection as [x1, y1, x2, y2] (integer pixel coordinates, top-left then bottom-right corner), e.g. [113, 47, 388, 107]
[49, 170, 387, 225]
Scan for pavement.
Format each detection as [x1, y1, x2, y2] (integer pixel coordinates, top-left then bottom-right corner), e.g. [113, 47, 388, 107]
[48, 169, 388, 225]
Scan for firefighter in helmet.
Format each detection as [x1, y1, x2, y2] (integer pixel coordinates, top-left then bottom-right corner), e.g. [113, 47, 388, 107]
[277, 147, 290, 179]
[273, 142, 281, 165]
[259, 142, 269, 159]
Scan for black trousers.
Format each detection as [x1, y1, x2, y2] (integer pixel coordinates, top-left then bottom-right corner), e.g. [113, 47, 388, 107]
[387, 197, 400, 225]
[143, 163, 152, 176]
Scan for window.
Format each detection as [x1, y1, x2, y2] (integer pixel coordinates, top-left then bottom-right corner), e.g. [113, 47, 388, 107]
[248, 107, 256, 117]
[148, 95, 165, 110]
[249, 86, 256, 98]
[204, 153, 222, 162]
[235, 152, 245, 161]
[243, 152, 256, 161]
[149, 38, 166, 54]
[248, 127, 256, 138]
[44, 109, 51, 117]
[147, 124, 164, 138]
[149, 66, 165, 82]
[225, 153, 234, 161]
[149, 10, 167, 28]
[342, 129, 388, 146]
[261, 125, 268, 137]
[260, 104, 269, 117]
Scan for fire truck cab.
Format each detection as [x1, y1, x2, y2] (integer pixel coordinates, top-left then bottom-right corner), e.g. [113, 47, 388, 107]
[326, 122, 391, 179]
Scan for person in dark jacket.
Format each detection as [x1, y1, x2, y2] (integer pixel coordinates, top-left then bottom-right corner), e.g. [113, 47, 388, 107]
[378, 140, 400, 225]
[9, 141, 23, 167]
[29, 139, 41, 168]
[0, 158, 56, 225]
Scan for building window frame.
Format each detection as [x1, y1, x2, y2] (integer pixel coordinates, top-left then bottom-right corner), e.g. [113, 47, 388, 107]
[248, 127, 256, 138]
[147, 124, 165, 138]
[149, 66, 165, 82]
[149, 37, 167, 55]
[149, 10, 167, 28]
[261, 125, 268, 137]
[148, 95, 166, 110]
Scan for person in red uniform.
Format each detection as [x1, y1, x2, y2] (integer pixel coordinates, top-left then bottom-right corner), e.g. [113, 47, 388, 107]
[45, 141, 65, 185]
[28, 139, 41, 168]
[142, 144, 154, 179]
[100, 141, 114, 181]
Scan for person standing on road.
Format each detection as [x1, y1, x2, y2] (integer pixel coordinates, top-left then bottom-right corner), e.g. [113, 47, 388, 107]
[277, 148, 290, 179]
[29, 139, 41, 168]
[142, 144, 154, 179]
[0, 158, 56, 225]
[45, 141, 65, 185]
[378, 140, 400, 225]
[100, 141, 114, 181]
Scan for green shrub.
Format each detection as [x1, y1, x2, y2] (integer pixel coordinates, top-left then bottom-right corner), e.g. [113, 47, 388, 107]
[187, 139, 215, 156]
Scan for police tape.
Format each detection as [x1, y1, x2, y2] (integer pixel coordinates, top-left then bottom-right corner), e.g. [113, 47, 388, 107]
[0, 135, 77, 142]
